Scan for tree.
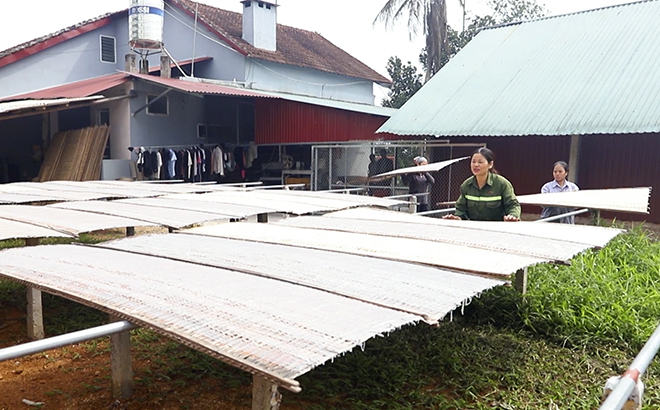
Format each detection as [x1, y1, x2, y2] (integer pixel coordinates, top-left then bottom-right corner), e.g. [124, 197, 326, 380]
[381, 57, 423, 108]
[421, 0, 547, 72]
[375, 0, 449, 82]
[381, 0, 547, 108]
[488, 0, 548, 23]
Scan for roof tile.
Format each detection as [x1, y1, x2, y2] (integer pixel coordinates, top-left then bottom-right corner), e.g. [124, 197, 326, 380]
[174, 0, 390, 84]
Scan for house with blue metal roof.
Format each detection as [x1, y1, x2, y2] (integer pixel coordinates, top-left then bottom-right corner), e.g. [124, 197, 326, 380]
[378, 0, 660, 222]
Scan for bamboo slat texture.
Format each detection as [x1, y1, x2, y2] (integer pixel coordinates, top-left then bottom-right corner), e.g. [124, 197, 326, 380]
[21, 181, 163, 199]
[101, 233, 505, 323]
[0, 205, 156, 236]
[0, 245, 419, 391]
[0, 183, 110, 203]
[160, 193, 337, 215]
[277, 214, 621, 263]
[117, 196, 276, 218]
[49, 200, 233, 230]
[184, 223, 547, 277]
[0, 218, 73, 241]
[38, 126, 110, 182]
[268, 189, 408, 208]
[517, 187, 651, 214]
[324, 208, 623, 248]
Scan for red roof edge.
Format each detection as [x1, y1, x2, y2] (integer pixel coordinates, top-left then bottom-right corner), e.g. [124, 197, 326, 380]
[169, 0, 248, 57]
[0, 17, 115, 69]
[0, 73, 129, 102]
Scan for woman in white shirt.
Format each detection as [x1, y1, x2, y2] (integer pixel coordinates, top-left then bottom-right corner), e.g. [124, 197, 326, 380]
[540, 161, 579, 223]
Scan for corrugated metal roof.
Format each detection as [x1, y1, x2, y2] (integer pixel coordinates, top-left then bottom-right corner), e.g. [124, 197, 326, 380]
[131, 73, 271, 98]
[0, 244, 419, 390]
[0, 73, 129, 102]
[101, 233, 504, 324]
[255, 89, 397, 117]
[378, 0, 660, 137]
[0, 205, 155, 236]
[0, 218, 73, 241]
[518, 187, 651, 214]
[0, 96, 103, 113]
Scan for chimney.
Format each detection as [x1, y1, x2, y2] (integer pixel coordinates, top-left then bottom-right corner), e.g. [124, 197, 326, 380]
[160, 55, 172, 78]
[125, 53, 138, 73]
[241, 1, 278, 51]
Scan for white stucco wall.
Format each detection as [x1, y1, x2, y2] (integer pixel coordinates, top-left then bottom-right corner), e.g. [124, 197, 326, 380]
[128, 81, 205, 149]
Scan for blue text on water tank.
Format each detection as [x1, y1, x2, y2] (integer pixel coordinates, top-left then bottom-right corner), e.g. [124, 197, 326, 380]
[129, 6, 164, 16]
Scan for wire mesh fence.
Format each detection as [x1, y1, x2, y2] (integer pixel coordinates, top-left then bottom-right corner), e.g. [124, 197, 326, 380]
[311, 141, 484, 211]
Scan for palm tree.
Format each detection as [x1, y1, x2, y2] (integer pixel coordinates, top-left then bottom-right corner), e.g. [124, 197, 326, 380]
[375, 0, 451, 82]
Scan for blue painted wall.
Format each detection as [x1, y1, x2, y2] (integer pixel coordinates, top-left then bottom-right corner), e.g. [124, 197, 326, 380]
[0, 2, 378, 106]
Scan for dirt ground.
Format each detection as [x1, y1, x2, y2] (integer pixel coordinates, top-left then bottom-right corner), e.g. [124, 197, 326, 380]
[1, 217, 658, 409]
[0, 305, 260, 410]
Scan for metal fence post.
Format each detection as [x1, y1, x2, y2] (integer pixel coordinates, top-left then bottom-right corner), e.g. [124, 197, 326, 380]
[514, 268, 527, 295]
[409, 195, 417, 213]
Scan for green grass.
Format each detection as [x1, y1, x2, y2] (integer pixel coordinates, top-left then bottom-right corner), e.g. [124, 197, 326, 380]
[2, 225, 660, 408]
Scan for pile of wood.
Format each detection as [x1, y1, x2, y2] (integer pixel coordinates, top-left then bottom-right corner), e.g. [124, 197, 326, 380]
[37, 125, 110, 181]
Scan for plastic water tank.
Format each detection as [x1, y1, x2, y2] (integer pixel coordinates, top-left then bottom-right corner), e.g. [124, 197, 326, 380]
[128, 0, 165, 50]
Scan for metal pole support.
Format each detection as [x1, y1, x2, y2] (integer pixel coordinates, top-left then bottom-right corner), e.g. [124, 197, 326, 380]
[110, 316, 134, 400]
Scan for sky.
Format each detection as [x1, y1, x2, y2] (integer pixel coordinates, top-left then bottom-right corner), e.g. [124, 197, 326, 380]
[0, 0, 629, 100]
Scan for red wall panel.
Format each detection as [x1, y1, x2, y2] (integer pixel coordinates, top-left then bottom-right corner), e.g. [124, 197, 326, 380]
[254, 99, 397, 144]
[453, 134, 658, 223]
[578, 133, 658, 223]
[455, 135, 572, 196]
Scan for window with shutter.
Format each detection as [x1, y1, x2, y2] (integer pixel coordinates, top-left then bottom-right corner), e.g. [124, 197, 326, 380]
[100, 35, 116, 64]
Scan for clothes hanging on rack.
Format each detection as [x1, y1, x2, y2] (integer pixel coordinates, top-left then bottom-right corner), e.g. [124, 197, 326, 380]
[211, 146, 225, 176]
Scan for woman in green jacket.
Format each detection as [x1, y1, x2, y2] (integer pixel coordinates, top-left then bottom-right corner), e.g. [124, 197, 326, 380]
[444, 147, 521, 222]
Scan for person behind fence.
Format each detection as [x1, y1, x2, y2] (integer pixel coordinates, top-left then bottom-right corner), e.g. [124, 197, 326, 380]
[367, 153, 378, 196]
[402, 156, 435, 212]
[443, 147, 520, 221]
[540, 161, 579, 223]
[372, 148, 394, 197]
[376, 148, 394, 175]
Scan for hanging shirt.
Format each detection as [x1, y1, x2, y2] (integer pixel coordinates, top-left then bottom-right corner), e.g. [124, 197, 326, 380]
[211, 146, 225, 176]
[166, 149, 176, 180]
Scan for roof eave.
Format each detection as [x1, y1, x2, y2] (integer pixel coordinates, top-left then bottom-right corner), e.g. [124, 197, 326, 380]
[0, 15, 118, 69]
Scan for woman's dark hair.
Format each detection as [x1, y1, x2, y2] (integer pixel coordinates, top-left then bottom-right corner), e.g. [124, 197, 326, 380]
[472, 147, 498, 174]
[553, 161, 569, 173]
